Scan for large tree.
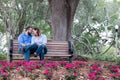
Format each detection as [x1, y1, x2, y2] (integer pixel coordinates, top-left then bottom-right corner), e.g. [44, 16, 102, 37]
[48, 0, 80, 41]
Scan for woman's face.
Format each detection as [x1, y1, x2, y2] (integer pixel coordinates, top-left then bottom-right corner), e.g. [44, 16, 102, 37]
[32, 29, 37, 36]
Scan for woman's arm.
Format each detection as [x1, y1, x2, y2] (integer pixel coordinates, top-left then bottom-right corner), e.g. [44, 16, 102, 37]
[42, 34, 47, 45]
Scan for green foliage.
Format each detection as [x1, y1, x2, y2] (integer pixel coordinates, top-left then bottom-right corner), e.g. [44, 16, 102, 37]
[0, 22, 5, 33]
[0, 0, 51, 38]
[72, 0, 120, 62]
[91, 46, 116, 62]
[0, 53, 7, 60]
[14, 0, 51, 36]
[116, 57, 120, 65]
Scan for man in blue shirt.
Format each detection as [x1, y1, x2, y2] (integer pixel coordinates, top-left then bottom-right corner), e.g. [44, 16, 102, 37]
[18, 26, 38, 61]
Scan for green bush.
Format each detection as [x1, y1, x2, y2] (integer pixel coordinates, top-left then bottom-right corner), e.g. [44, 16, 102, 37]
[0, 53, 7, 60]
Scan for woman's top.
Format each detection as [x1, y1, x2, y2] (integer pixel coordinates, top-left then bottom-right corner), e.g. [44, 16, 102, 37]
[31, 34, 47, 45]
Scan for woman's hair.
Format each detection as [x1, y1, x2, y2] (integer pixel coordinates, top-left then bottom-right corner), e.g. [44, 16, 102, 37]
[33, 27, 40, 36]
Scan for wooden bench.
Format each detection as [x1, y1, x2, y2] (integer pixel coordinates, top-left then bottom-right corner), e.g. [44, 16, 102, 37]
[9, 39, 74, 63]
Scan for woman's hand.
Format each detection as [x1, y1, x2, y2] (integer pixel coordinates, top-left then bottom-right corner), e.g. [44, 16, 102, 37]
[37, 43, 41, 46]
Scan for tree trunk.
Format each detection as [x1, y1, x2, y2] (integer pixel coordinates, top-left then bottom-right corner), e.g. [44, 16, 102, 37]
[17, 11, 26, 36]
[48, 0, 79, 41]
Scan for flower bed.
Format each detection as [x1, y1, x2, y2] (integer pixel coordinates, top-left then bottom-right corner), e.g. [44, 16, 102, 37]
[0, 60, 119, 80]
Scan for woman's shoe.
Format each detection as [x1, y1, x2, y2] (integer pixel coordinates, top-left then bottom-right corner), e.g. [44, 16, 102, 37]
[34, 52, 37, 57]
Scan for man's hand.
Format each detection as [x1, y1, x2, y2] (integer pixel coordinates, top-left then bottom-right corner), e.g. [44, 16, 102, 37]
[21, 43, 31, 47]
[21, 44, 26, 47]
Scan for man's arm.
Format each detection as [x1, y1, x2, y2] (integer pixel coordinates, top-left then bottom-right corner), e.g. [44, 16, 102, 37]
[18, 34, 25, 47]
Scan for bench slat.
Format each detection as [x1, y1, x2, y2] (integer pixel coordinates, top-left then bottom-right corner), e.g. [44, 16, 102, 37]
[12, 51, 69, 54]
[13, 45, 68, 48]
[12, 55, 71, 60]
[13, 54, 71, 58]
[13, 47, 68, 50]
[13, 42, 68, 44]
[13, 50, 69, 53]
[13, 44, 68, 46]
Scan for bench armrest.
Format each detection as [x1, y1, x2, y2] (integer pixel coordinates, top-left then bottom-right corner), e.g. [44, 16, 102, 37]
[68, 41, 74, 54]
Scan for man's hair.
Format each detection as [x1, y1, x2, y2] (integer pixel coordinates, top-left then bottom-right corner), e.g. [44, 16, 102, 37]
[25, 26, 32, 31]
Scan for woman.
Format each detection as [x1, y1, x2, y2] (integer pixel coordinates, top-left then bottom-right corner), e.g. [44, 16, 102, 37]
[31, 27, 47, 60]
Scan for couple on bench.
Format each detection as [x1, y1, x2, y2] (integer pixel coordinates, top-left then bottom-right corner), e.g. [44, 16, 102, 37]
[18, 26, 47, 61]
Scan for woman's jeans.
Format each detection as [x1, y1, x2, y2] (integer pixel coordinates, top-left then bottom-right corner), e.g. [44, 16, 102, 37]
[18, 44, 47, 61]
[35, 44, 47, 60]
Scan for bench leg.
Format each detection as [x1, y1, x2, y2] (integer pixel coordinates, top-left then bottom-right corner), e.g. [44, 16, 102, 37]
[9, 39, 13, 62]
[9, 54, 13, 62]
[69, 55, 73, 63]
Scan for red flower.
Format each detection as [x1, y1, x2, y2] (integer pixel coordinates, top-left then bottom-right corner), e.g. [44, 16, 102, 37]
[16, 67, 21, 72]
[40, 60, 46, 64]
[44, 70, 49, 75]
[65, 63, 73, 69]
[1, 71, 9, 76]
[59, 61, 67, 66]
[10, 62, 15, 69]
[97, 76, 106, 80]
[49, 72, 53, 77]
[74, 72, 77, 77]
[97, 68, 102, 71]
[88, 73, 95, 80]
[27, 69, 31, 73]
[73, 61, 86, 68]
[92, 71, 97, 75]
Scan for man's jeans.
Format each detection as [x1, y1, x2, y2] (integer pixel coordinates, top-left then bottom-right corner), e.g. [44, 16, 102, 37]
[19, 44, 38, 61]
[19, 44, 47, 61]
[35, 44, 47, 60]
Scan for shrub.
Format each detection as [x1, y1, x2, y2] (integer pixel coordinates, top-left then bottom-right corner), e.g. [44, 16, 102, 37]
[116, 57, 120, 65]
[0, 53, 7, 60]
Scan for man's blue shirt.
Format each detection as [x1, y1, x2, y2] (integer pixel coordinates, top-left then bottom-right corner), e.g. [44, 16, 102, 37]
[18, 33, 32, 49]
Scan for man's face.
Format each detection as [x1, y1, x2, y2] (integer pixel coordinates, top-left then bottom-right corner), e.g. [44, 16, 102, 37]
[27, 28, 33, 35]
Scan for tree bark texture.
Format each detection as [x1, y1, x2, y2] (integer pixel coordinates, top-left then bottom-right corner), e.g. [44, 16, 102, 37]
[48, 0, 79, 41]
